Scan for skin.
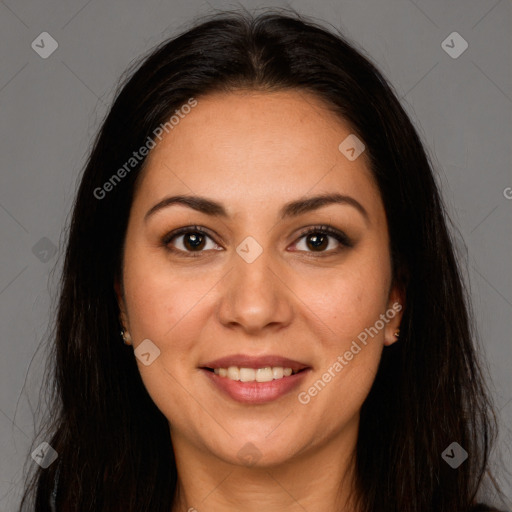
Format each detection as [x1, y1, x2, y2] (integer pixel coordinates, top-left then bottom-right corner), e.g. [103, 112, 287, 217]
[116, 89, 404, 511]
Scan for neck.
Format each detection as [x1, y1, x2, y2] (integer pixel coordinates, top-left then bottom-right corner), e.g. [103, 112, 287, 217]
[170, 416, 361, 512]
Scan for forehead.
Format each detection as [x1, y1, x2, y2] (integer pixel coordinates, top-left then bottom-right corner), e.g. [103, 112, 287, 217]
[134, 89, 382, 222]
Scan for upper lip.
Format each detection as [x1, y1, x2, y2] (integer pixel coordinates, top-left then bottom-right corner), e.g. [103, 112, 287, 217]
[200, 354, 310, 372]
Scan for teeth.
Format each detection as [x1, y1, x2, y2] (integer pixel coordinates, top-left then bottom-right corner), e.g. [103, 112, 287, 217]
[240, 368, 255, 382]
[256, 367, 273, 382]
[227, 366, 240, 381]
[272, 367, 283, 379]
[212, 365, 299, 382]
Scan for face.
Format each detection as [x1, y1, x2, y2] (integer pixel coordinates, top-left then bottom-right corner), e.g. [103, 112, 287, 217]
[116, 89, 403, 468]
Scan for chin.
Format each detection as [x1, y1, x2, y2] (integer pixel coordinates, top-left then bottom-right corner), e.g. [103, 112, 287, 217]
[204, 433, 307, 469]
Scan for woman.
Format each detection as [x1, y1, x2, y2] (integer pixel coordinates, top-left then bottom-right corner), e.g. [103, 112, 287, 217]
[20, 10, 507, 512]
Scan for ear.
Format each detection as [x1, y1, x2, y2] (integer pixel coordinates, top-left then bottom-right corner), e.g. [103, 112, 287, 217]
[383, 283, 405, 347]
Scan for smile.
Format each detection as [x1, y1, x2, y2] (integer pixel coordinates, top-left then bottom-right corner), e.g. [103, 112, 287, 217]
[201, 366, 311, 404]
[207, 366, 303, 382]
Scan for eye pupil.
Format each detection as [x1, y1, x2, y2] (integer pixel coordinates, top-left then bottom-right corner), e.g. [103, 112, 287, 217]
[184, 232, 205, 251]
[307, 233, 328, 251]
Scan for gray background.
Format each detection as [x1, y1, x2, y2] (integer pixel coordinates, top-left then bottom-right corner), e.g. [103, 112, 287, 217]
[0, 0, 510, 509]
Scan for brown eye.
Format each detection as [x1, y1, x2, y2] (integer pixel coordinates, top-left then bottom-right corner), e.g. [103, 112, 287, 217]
[304, 232, 329, 251]
[293, 225, 353, 254]
[181, 232, 206, 251]
[163, 226, 221, 256]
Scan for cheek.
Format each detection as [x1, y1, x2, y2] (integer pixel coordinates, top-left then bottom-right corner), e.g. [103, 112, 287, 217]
[294, 252, 391, 342]
[302, 252, 390, 419]
[122, 244, 211, 344]
[121, 250, 211, 421]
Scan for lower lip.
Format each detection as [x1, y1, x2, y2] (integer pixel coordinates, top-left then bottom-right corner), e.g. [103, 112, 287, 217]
[201, 368, 311, 404]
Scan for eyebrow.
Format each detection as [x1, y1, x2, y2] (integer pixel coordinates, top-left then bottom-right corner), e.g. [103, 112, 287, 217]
[144, 192, 370, 225]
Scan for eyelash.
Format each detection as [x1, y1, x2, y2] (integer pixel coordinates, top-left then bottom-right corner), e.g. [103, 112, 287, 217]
[162, 224, 353, 258]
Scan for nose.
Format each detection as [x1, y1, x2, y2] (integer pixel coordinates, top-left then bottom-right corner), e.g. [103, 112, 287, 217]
[216, 244, 294, 335]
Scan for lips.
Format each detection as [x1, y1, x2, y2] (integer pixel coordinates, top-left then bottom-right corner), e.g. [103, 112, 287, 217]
[199, 354, 312, 404]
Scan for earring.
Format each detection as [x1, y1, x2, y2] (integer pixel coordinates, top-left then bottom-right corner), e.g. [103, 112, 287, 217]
[394, 329, 400, 339]
[120, 329, 132, 346]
